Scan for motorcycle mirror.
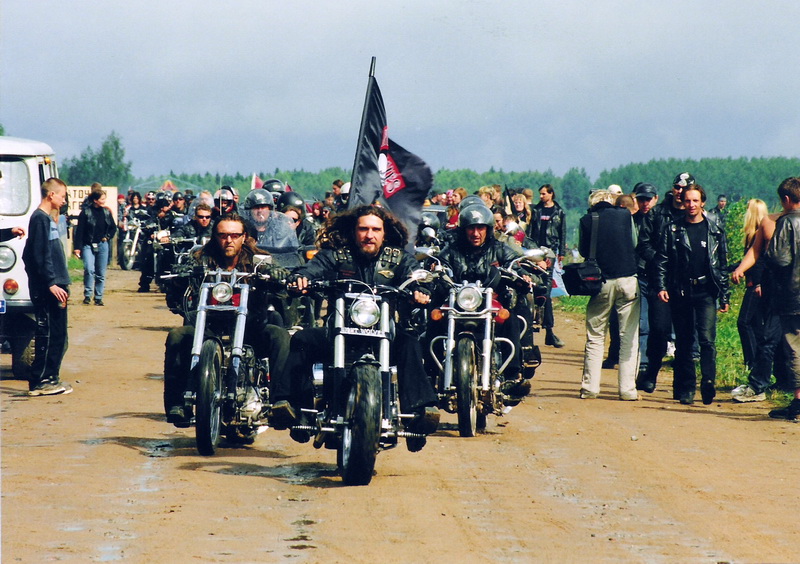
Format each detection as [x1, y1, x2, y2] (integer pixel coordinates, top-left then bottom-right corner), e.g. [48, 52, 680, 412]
[524, 248, 547, 262]
[421, 226, 437, 240]
[254, 254, 273, 266]
[410, 269, 434, 283]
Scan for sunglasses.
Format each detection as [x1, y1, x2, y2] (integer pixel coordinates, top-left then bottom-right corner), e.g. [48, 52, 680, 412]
[215, 232, 244, 240]
[196, 215, 212, 220]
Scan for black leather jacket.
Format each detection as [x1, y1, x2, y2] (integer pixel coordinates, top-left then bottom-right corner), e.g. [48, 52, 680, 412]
[74, 205, 116, 247]
[765, 209, 800, 315]
[438, 235, 520, 289]
[654, 214, 730, 306]
[527, 201, 567, 257]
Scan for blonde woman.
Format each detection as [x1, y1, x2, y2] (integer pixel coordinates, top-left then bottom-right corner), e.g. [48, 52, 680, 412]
[732, 198, 776, 402]
[511, 192, 532, 232]
[445, 187, 467, 229]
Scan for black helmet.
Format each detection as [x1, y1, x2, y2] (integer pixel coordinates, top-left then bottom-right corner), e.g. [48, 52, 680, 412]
[421, 211, 441, 231]
[262, 178, 285, 194]
[154, 194, 171, 209]
[459, 195, 486, 211]
[158, 190, 174, 202]
[672, 172, 695, 188]
[277, 191, 304, 212]
[173, 191, 184, 201]
[458, 203, 494, 228]
[243, 189, 274, 210]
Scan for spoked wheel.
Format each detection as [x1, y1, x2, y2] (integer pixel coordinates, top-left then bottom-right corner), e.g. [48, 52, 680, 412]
[121, 240, 135, 270]
[195, 339, 224, 456]
[339, 364, 381, 486]
[455, 337, 479, 437]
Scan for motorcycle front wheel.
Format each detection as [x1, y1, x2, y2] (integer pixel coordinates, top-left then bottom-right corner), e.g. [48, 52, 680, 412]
[195, 339, 224, 456]
[120, 240, 135, 270]
[339, 363, 381, 486]
[455, 337, 479, 437]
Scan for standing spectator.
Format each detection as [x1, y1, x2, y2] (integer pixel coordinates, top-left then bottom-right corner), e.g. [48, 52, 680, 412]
[728, 199, 780, 402]
[578, 190, 640, 400]
[528, 184, 567, 348]
[629, 183, 660, 388]
[0, 226, 25, 242]
[636, 173, 692, 393]
[22, 178, 73, 396]
[654, 185, 729, 405]
[765, 178, 800, 419]
[511, 192, 532, 232]
[73, 189, 116, 306]
[445, 187, 467, 229]
[707, 194, 729, 230]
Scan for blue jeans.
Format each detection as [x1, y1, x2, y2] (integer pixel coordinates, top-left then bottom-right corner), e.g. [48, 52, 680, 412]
[82, 241, 109, 301]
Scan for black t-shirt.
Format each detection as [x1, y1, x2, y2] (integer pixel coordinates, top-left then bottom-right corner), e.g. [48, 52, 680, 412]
[90, 206, 107, 243]
[685, 219, 710, 279]
[537, 207, 554, 246]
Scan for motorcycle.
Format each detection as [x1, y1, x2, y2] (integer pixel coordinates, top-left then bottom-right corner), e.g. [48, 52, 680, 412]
[180, 256, 280, 456]
[426, 253, 543, 437]
[118, 210, 150, 270]
[158, 236, 207, 318]
[291, 271, 434, 486]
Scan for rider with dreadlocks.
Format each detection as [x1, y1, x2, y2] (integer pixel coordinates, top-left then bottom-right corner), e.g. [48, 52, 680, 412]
[269, 204, 440, 451]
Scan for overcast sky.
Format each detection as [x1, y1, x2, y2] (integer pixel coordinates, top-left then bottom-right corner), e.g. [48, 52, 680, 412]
[3, 1, 799, 182]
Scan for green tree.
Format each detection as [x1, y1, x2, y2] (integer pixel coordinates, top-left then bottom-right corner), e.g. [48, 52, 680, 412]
[62, 131, 134, 187]
[0, 123, 5, 136]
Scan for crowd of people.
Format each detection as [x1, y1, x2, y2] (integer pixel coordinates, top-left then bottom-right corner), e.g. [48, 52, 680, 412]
[578, 173, 800, 418]
[18, 173, 800, 429]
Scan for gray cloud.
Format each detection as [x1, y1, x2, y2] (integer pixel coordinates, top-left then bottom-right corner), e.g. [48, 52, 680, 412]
[2, 1, 799, 181]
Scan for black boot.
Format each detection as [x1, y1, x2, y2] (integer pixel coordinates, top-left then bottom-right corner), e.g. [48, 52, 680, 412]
[769, 399, 800, 420]
[545, 330, 564, 348]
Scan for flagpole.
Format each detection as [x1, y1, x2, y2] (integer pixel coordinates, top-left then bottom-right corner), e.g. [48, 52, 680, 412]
[349, 57, 377, 197]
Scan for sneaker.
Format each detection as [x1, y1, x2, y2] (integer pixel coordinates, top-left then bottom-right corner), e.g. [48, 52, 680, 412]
[83, 297, 91, 305]
[678, 393, 694, 405]
[731, 384, 749, 398]
[769, 399, 800, 420]
[732, 386, 766, 403]
[580, 389, 598, 399]
[94, 299, 104, 306]
[30, 382, 72, 396]
[620, 392, 639, 401]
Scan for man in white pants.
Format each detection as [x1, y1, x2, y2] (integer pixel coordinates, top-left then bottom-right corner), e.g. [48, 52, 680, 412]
[579, 190, 640, 400]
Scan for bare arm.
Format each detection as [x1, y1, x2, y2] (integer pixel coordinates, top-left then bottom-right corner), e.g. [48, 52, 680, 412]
[732, 215, 777, 284]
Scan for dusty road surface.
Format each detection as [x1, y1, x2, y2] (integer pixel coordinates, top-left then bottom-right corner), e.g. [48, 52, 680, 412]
[2, 269, 799, 563]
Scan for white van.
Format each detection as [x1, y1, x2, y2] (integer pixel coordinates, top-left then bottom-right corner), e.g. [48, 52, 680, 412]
[0, 136, 59, 378]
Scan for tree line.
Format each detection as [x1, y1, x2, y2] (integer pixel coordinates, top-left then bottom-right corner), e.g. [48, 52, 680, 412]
[33, 130, 800, 242]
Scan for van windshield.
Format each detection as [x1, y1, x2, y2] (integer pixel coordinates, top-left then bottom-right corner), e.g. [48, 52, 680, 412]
[0, 157, 32, 216]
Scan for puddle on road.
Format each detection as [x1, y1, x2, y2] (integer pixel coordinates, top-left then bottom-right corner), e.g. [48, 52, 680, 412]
[98, 544, 123, 561]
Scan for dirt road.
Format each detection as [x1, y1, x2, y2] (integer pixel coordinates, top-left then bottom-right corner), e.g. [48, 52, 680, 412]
[2, 269, 799, 563]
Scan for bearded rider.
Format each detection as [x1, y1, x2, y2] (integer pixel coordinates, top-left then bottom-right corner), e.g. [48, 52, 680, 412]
[162, 213, 291, 426]
[432, 203, 533, 399]
[270, 205, 440, 451]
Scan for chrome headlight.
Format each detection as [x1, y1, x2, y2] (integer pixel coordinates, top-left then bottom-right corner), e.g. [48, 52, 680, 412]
[456, 286, 483, 311]
[349, 298, 381, 327]
[211, 282, 234, 303]
[0, 246, 16, 272]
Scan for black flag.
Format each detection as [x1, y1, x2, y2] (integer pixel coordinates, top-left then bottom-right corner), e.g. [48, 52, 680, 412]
[349, 60, 433, 247]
